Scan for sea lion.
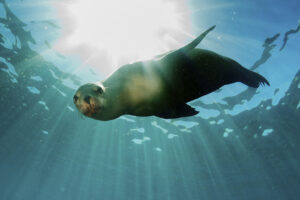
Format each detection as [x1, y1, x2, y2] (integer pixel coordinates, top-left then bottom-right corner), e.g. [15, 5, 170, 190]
[73, 25, 270, 121]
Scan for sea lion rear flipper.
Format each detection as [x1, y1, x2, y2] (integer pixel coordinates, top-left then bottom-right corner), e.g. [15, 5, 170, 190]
[240, 68, 270, 88]
[155, 104, 198, 119]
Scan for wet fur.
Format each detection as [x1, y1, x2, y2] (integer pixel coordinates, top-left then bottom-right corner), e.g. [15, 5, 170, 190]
[74, 26, 270, 120]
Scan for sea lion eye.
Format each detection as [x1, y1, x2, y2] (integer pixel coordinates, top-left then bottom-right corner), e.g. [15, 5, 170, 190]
[73, 95, 78, 103]
[95, 87, 103, 94]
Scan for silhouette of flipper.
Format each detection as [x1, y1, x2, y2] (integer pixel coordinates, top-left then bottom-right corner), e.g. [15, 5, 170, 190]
[181, 25, 216, 53]
[161, 25, 216, 61]
[241, 69, 270, 88]
[155, 103, 198, 119]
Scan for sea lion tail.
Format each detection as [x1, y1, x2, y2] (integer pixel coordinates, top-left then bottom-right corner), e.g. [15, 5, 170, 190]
[241, 70, 270, 88]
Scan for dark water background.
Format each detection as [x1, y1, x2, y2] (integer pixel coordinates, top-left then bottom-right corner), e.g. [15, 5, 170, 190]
[0, 0, 299, 199]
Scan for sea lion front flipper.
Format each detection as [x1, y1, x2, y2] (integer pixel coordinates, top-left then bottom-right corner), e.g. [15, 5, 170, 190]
[160, 25, 216, 61]
[155, 104, 198, 119]
[181, 25, 216, 53]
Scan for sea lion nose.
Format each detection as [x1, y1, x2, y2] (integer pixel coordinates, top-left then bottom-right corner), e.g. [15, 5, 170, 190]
[84, 96, 91, 104]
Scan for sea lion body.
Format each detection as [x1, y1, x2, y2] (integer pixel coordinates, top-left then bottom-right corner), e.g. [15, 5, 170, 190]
[74, 26, 269, 121]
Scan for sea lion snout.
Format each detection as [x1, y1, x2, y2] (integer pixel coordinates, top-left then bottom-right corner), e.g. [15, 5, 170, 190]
[84, 96, 91, 104]
[80, 96, 99, 117]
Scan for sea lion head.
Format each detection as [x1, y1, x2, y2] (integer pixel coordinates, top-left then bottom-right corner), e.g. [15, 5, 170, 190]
[73, 82, 106, 118]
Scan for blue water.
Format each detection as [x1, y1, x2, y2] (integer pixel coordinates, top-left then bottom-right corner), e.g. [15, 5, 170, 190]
[0, 0, 299, 199]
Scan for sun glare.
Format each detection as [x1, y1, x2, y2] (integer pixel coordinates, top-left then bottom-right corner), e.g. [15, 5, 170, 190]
[56, 0, 189, 60]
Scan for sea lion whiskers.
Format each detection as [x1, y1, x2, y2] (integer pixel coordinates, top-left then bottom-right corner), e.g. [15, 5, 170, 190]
[83, 97, 100, 116]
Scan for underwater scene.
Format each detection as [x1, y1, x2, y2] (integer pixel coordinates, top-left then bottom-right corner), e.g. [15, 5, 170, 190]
[0, 0, 299, 199]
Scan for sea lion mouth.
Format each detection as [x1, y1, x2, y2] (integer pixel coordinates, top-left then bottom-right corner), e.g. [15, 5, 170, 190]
[83, 104, 101, 117]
